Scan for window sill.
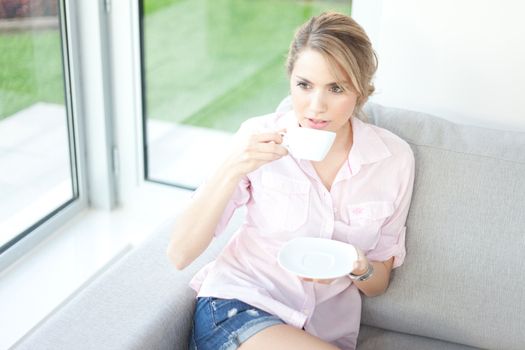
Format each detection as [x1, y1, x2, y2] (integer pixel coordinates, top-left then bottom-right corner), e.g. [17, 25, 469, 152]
[0, 182, 192, 350]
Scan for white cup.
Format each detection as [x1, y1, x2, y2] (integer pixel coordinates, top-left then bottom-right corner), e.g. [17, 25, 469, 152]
[281, 128, 336, 161]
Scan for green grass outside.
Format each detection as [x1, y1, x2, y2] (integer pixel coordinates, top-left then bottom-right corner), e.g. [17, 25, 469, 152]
[144, 0, 350, 132]
[0, 0, 350, 132]
[143, 0, 185, 15]
[0, 30, 64, 120]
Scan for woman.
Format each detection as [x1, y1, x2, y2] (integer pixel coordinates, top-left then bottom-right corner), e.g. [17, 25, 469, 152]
[167, 12, 415, 350]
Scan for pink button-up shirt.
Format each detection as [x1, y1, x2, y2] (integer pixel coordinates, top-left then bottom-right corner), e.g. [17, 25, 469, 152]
[189, 101, 415, 349]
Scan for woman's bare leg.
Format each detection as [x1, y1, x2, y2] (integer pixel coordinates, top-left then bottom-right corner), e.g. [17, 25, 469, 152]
[239, 324, 340, 350]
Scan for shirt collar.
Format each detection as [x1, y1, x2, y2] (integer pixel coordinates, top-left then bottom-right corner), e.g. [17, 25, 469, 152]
[347, 116, 392, 175]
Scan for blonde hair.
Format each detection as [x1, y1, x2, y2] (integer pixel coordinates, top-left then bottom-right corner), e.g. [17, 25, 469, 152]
[286, 12, 377, 118]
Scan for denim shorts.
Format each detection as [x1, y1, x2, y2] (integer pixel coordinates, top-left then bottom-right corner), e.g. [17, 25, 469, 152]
[189, 297, 285, 350]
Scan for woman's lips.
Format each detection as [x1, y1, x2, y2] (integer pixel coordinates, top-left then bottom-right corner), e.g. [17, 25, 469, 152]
[305, 118, 329, 129]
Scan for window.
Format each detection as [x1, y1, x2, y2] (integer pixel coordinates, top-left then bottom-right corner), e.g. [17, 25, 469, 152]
[141, 0, 351, 189]
[0, 0, 82, 254]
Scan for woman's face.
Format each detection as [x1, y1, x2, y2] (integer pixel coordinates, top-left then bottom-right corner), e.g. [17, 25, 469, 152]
[289, 49, 358, 136]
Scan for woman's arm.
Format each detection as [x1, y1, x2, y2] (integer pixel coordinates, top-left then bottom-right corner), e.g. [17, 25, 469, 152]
[167, 131, 287, 270]
[166, 164, 244, 270]
[351, 254, 394, 297]
[305, 251, 393, 298]
[354, 146, 415, 296]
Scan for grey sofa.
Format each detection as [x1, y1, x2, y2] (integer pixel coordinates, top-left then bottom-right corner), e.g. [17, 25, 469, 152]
[14, 103, 525, 350]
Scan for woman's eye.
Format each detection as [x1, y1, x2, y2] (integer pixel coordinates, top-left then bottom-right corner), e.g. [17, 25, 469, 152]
[296, 81, 310, 89]
[330, 85, 344, 93]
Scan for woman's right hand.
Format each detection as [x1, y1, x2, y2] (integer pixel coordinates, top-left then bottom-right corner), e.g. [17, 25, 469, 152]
[224, 131, 288, 177]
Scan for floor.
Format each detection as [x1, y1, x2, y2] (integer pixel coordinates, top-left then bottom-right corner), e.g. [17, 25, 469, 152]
[0, 103, 232, 349]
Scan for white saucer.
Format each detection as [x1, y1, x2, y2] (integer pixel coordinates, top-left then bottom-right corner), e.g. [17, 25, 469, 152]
[277, 237, 358, 279]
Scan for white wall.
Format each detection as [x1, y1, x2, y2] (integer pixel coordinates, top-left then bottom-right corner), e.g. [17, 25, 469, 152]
[352, 0, 525, 131]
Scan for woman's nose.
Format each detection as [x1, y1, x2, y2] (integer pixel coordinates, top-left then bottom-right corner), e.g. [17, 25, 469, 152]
[308, 90, 327, 115]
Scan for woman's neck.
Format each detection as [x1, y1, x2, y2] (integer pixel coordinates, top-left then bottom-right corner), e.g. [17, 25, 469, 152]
[332, 119, 353, 155]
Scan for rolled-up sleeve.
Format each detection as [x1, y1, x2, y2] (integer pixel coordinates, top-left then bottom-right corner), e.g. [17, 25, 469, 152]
[190, 174, 250, 237]
[213, 176, 250, 236]
[366, 149, 415, 268]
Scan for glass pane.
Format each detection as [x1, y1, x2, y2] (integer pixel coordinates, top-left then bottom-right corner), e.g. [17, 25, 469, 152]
[0, 0, 76, 250]
[142, 0, 351, 188]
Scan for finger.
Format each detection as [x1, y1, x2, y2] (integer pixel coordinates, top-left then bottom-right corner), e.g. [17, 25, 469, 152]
[246, 151, 286, 162]
[354, 247, 367, 265]
[317, 279, 332, 285]
[354, 246, 365, 259]
[252, 132, 283, 144]
[251, 142, 288, 156]
[352, 260, 364, 270]
[352, 259, 368, 275]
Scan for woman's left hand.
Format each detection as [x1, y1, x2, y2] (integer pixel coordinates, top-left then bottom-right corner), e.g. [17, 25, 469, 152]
[351, 246, 370, 276]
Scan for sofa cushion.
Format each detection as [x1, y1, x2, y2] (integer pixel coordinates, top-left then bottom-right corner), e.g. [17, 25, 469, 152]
[357, 325, 481, 350]
[12, 210, 243, 350]
[362, 103, 525, 350]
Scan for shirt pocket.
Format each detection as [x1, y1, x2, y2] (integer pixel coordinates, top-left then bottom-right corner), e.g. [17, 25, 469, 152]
[258, 172, 310, 234]
[344, 201, 395, 250]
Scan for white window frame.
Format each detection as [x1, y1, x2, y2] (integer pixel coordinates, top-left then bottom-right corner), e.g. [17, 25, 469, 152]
[107, 0, 148, 205]
[0, 0, 149, 269]
[0, 0, 91, 269]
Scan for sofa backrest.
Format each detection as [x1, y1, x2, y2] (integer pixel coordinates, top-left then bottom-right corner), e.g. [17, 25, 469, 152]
[362, 103, 525, 350]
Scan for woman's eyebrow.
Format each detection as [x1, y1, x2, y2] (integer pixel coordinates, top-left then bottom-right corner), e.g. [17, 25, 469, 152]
[296, 75, 347, 87]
